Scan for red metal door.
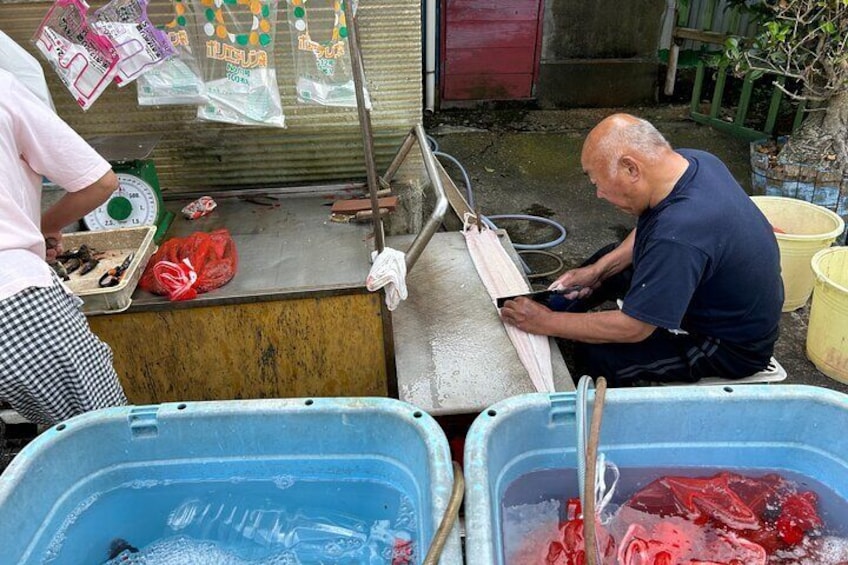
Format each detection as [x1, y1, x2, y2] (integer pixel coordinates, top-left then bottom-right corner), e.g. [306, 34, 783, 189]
[440, 0, 544, 102]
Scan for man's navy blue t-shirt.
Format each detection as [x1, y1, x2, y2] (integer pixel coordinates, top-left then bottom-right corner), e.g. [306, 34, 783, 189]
[621, 149, 783, 364]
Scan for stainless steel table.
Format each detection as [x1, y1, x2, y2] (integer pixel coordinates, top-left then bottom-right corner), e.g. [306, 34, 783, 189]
[125, 193, 374, 311]
[86, 193, 394, 404]
[388, 231, 575, 416]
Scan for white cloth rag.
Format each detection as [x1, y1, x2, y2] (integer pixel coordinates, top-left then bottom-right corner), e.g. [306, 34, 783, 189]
[366, 247, 408, 311]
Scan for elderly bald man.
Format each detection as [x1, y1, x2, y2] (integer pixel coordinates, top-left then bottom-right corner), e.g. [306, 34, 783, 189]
[500, 113, 783, 386]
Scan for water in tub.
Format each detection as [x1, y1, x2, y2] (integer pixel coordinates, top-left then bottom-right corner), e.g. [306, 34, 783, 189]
[502, 467, 848, 564]
[41, 477, 417, 564]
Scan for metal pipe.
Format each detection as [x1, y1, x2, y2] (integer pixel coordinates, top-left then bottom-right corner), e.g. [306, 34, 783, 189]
[665, 43, 680, 96]
[660, 0, 677, 96]
[423, 0, 437, 113]
[381, 130, 417, 185]
[344, 0, 385, 253]
[659, 0, 676, 50]
[404, 123, 448, 271]
[162, 182, 366, 201]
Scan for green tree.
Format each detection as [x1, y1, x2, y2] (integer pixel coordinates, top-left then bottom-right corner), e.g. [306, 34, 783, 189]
[726, 0, 847, 171]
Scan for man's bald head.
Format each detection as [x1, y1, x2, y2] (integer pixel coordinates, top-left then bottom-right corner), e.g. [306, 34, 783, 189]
[580, 114, 690, 216]
[583, 114, 672, 177]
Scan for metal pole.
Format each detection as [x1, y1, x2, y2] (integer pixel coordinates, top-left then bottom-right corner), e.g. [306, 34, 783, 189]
[344, 0, 385, 254]
[381, 130, 417, 185]
[404, 124, 448, 271]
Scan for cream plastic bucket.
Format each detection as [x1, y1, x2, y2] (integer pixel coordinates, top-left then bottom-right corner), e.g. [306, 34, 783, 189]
[807, 247, 848, 383]
[751, 196, 845, 311]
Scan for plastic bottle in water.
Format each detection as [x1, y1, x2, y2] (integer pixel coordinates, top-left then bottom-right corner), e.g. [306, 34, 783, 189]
[102, 497, 416, 564]
[167, 498, 372, 557]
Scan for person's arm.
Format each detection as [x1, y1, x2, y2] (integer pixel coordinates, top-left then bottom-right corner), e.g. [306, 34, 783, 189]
[592, 228, 635, 280]
[500, 297, 655, 343]
[41, 170, 118, 234]
[7, 69, 115, 236]
[549, 229, 636, 297]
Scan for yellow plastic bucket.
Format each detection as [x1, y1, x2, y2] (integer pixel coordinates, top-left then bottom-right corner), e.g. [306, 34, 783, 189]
[807, 247, 848, 383]
[751, 196, 845, 311]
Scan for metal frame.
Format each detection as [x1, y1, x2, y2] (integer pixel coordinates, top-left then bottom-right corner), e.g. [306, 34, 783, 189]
[343, 2, 449, 270]
[345, 0, 387, 254]
[381, 124, 449, 271]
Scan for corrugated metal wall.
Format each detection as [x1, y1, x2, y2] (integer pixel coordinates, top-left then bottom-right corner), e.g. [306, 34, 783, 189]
[679, 0, 759, 50]
[0, 0, 422, 192]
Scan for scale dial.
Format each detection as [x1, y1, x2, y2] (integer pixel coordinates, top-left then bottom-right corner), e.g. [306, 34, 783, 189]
[83, 173, 160, 230]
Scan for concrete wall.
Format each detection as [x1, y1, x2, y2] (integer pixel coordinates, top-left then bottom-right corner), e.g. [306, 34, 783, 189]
[537, 0, 668, 107]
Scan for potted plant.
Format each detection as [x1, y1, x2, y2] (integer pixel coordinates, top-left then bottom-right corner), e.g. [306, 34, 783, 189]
[724, 0, 847, 216]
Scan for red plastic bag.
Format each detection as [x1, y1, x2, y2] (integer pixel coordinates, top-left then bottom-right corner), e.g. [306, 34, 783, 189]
[542, 473, 825, 565]
[140, 229, 238, 301]
[625, 472, 822, 554]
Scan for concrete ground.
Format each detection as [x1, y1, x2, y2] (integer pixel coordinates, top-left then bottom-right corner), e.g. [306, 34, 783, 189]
[424, 104, 848, 395]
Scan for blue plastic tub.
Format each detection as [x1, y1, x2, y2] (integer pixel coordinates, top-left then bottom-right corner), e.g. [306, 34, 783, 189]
[464, 384, 848, 563]
[0, 397, 461, 564]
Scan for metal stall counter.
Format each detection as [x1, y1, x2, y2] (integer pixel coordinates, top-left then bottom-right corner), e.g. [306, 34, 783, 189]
[85, 188, 395, 405]
[388, 231, 575, 418]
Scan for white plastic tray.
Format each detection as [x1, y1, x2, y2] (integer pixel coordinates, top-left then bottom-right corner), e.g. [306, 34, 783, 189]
[60, 226, 157, 315]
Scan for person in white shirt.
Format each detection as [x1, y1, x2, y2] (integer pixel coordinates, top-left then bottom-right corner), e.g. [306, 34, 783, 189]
[0, 68, 127, 425]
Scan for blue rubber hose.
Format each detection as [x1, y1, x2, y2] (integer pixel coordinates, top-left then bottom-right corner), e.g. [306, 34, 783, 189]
[485, 214, 567, 250]
[575, 375, 594, 509]
[426, 134, 569, 272]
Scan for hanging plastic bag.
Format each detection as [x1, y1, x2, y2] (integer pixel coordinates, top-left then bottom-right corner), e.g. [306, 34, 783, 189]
[191, 0, 285, 127]
[286, 0, 368, 107]
[140, 229, 238, 301]
[32, 0, 120, 110]
[136, 0, 208, 105]
[91, 0, 175, 86]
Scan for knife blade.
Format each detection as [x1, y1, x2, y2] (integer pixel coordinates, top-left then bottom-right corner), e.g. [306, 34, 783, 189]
[496, 286, 583, 308]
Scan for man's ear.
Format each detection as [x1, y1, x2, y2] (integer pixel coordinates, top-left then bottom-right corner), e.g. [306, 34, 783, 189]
[620, 156, 640, 181]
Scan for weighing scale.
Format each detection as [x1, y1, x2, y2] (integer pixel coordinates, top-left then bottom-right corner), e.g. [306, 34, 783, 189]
[83, 134, 174, 243]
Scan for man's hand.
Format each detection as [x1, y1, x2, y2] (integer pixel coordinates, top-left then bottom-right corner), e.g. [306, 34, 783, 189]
[44, 232, 63, 263]
[548, 265, 600, 300]
[499, 297, 552, 334]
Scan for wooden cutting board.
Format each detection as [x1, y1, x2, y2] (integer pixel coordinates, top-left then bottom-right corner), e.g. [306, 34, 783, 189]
[331, 196, 398, 214]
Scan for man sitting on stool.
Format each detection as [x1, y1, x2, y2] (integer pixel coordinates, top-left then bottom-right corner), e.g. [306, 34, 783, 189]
[499, 114, 783, 387]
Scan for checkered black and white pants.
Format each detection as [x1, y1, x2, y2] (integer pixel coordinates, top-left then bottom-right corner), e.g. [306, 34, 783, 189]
[0, 274, 127, 426]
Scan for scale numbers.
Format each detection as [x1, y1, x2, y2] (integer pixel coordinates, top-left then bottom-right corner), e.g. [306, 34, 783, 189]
[83, 173, 160, 230]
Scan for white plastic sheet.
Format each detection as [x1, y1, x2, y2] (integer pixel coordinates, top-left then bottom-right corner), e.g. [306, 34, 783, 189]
[463, 219, 555, 393]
